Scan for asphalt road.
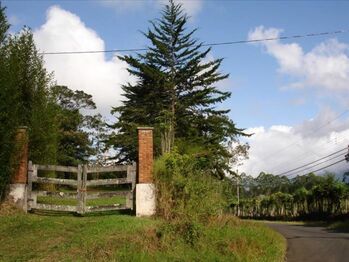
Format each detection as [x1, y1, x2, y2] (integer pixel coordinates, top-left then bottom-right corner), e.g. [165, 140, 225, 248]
[268, 222, 349, 262]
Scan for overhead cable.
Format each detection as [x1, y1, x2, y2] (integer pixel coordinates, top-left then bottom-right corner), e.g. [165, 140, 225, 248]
[38, 29, 349, 55]
[276, 147, 347, 176]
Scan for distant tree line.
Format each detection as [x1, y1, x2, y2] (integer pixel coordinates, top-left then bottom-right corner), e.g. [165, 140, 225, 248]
[225, 172, 349, 219]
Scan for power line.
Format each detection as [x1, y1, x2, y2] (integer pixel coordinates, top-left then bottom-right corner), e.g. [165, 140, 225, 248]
[299, 158, 347, 176]
[259, 109, 349, 164]
[276, 147, 347, 176]
[271, 133, 347, 174]
[291, 153, 345, 176]
[37, 28, 349, 55]
[280, 153, 346, 178]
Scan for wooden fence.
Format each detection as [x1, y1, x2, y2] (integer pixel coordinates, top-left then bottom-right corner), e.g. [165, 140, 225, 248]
[27, 161, 136, 214]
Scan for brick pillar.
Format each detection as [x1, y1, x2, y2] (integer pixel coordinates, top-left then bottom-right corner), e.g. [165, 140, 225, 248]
[136, 127, 155, 217]
[137, 127, 154, 183]
[12, 127, 29, 184]
[8, 126, 29, 211]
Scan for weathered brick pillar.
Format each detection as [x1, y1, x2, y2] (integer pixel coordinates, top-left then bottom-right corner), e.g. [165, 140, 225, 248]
[137, 127, 154, 183]
[136, 127, 156, 217]
[8, 126, 29, 211]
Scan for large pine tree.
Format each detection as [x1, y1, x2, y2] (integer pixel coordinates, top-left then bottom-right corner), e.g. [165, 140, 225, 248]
[110, 0, 247, 177]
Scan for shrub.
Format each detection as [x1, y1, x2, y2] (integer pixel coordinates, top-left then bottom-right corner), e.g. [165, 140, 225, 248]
[154, 150, 226, 223]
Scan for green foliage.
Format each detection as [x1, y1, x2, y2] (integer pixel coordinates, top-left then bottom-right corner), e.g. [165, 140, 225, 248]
[0, 5, 104, 198]
[0, 5, 15, 199]
[4, 26, 58, 166]
[109, 0, 248, 175]
[49, 85, 104, 166]
[231, 172, 349, 219]
[154, 150, 226, 222]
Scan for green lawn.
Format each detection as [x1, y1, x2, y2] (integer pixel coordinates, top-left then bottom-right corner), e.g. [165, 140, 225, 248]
[0, 207, 285, 261]
[37, 195, 126, 206]
[36, 185, 128, 207]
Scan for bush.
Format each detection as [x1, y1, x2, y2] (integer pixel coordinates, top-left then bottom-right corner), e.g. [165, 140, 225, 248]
[154, 150, 226, 223]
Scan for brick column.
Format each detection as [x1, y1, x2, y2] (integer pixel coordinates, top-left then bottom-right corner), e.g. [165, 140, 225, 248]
[136, 127, 156, 217]
[12, 127, 29, 184]
[8, 126, 29, 211]
[137, 127, 154, 183]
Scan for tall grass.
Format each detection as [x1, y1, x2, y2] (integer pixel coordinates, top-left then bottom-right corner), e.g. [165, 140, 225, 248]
[0, 205, 285, 261]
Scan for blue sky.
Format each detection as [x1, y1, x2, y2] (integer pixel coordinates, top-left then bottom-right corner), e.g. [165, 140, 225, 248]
[3, 0, 349, 175]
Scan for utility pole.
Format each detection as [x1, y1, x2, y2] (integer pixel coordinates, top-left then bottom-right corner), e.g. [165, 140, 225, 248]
[236, 169, 240, 217]
[344, 145, 349, 213]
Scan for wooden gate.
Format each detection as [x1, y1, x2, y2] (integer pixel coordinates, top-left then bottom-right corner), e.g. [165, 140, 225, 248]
[27, 161, 136, 214]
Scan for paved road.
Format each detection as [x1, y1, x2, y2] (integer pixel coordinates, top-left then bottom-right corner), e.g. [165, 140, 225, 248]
[268, 223, 349, 262]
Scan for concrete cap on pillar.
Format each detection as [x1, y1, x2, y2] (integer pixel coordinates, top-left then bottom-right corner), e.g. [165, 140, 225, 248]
[137, 127, 154, 130]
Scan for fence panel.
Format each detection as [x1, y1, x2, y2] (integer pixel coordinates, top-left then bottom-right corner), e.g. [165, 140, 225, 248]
[27, 162, 136, 214]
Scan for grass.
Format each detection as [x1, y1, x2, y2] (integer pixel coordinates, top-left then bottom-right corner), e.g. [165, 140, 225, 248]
[248, 218, 349, 233]
[0, 206, 285, 262]
[37, 195, 126, 206]
[36, 185, 128, 206]
[327, 220, 349, 232]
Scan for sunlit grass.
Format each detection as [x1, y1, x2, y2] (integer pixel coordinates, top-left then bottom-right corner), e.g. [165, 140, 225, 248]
[0, 208, 285, 262]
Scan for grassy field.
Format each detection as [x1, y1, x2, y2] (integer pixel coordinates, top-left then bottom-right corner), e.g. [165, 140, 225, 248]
[0, 205, 286, 262]
[35, 184, 129, 207]
[37, 195, 126, 206]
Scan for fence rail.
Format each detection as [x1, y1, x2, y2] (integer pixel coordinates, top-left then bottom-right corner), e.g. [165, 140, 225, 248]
[36, 165, 79, 173]
[27, 161, 136, 214]
[33, 177, 78, 186]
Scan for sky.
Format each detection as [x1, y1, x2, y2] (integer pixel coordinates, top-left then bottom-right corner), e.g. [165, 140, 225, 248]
[3, 0, 349, 176]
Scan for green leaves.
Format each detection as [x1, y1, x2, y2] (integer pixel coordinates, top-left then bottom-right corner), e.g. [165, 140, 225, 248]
[110, 0, 248, 174]
[49, 85, 103, 166]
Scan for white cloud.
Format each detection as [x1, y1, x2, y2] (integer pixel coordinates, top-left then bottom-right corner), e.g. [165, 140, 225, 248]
[248, 26, 349, 92]
[241, 109, 349, 177]
[244, 26, 349, 177]
[34, 6, 133, 117]
[100, 0, 203, 17]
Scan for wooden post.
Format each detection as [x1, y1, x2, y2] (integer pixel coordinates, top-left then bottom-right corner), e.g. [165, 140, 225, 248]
[77, 164, 82, 214]
[82, 164, 88, 214]
[126, 162, 137, 210]
[27, 161, 34, 212]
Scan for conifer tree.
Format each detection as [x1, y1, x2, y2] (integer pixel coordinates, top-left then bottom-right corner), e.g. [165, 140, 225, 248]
[0, 5, 15, 199]
[110, 0, 248, 176]
[7, 28, 58, 165]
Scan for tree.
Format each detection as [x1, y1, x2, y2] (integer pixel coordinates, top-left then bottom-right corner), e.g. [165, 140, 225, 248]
[6, 27, 58, 165]
[0, 5, 106, 198]
[0, 5, 15, 199]
[49, 85, 104, 166]
[0, 8, 57, 197]
[110, 0, 247, 176]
